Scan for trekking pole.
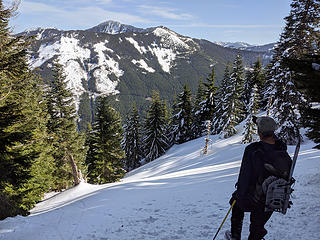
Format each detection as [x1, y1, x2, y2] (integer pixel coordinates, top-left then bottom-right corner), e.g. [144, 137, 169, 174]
[212, 200, 236, 240]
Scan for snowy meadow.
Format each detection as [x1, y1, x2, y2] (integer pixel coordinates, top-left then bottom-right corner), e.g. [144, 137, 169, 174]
[1, 130, 319, 240]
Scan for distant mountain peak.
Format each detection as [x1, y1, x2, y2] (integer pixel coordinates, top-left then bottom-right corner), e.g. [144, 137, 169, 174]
[86, 20, 147, 34]
[214, 41, 253, 49]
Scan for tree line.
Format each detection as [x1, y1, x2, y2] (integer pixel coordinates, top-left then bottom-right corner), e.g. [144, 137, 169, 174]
[0, 0, 319, 220]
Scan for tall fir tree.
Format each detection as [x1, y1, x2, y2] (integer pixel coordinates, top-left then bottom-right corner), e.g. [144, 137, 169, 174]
[283, 54, 320, 148]
[123, 103, 144, 171]
[192, 77, 207, 138]
[231, 53, 246, 121]
[86, 96, 125, 183]
[0, 1, 55, 219]
[242, 84, 259, 143]
[243, 70, 253, 108]
[172, 84, 193, 144]
[46, 62, 87, 190]
[213, 65, 231, 134]
[163, 100, 174, 149]
[201, 67, 218, 122]
[265, 0, 319, 144]
[171, 94, 179, 144]
[143, 91, 169, 162]
[244, 58, 266, 110]
[220, 55, 245, 138]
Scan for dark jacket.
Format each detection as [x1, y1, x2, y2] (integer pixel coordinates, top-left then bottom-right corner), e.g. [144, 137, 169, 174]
[234, 139, 291, 211]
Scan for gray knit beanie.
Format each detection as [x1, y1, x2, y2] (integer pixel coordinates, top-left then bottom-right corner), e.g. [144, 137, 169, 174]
[254, 116, 278, 134]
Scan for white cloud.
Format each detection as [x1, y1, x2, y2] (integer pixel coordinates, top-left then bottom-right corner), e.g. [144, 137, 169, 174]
[17, 1, 150, 30]
[138, 5, 194, 20]
[95, 0, 112, 4]
[71, 6, 150, 25]
[169, 23, 281, 29]
[21, 1, 64, 13]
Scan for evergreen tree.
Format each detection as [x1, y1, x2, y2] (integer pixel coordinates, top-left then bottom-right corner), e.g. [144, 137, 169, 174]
[231, 53, 246, 121]
[78, 92, 92, 132]
[123, 103, 144, 171]
[143, 91, 169, 162]
[171, 94, 179, 144]
[252, 58, 267, 109]
[172, 84, 193, 144]
[201, 67, 218, 122]
[0, 2, 54, 219]
[266, 0, 319, 144]
[243, 70, 253, 108]
[213, 65, 231, 134]
[86, 96, 125, 183]
[242, 85, 259, 143]
[283, 54, 320, 148]
[244, 58, 266, 110]
[220, 55, 245, 138]
[163, 100, 174, 149]
[46, 62, 86, 190]
[192, 77, 207, 138]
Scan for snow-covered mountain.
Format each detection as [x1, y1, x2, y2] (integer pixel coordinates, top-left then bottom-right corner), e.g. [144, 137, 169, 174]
[214, 41, 254, 49]
[1, 122, 319, 240]
[21, 21, 273, 129]
[86, 20, 149, 34]
[215, 41, 275, 62]
[215, 41, 276, 52]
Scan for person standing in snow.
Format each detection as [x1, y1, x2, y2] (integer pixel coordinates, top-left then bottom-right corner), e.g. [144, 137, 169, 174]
[225, 116, 292, 240]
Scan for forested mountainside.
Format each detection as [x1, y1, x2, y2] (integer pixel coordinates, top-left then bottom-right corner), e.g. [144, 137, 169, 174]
[21, 21, 272, 127]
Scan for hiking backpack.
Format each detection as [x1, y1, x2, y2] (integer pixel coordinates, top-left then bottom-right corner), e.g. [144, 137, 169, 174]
[254, 139, 300, 214]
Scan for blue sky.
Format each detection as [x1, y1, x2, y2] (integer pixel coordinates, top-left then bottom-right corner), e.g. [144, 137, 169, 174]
[5, 0, 292, 45]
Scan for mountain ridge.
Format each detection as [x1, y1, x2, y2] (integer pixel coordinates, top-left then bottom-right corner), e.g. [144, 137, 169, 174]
[21, 21, 273, 130]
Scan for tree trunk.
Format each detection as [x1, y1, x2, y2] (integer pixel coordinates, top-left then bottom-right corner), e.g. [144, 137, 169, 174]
[68, 153, 81, 186]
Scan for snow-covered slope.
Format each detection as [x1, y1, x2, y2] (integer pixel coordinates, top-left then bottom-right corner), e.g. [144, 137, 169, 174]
[214, 41, 253, 49]
[86, 20, 148, 34]
[214, 41, 275, 52]
[1, 128, 319, 240]
[214, 41, 275, 62]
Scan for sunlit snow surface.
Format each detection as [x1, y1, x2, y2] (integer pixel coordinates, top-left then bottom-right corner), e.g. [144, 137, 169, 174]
[1, 132, 319, 240]
[131, 59, 155, 73]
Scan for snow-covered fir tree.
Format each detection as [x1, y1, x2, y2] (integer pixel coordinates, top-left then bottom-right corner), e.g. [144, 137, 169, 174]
[85, 96, 125, 184]
[213, 65, 231, 134]
[283, 54, 320, 149]
[143, 91, 170, 162]
[232, 53, 246, 121]
[244, 58, 266, 110]
[163, 100, 174, 149]
[192, 77, 207, 138]
[123, 103, 144, 171]
[243, 70, 253, 109]
[266, 0, 319, 144]
[172, 84, 193, 144]
[220, 55, 245, 138]
[201, 67, 218, 123]
[171, 94, 180, 144]
[242, 84, 259, 143]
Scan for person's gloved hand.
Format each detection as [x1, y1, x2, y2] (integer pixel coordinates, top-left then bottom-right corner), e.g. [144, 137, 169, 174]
[229, 190, 237, 205]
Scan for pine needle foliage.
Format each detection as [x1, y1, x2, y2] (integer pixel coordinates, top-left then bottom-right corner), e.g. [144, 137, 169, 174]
[86, 96, 125, 183]
[0, 1, 55, 219]
[143, 91, 170, 162]
[266, 0, 319, 144]
[45, 62, 87, 190]
[123, 103, 144, 171]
